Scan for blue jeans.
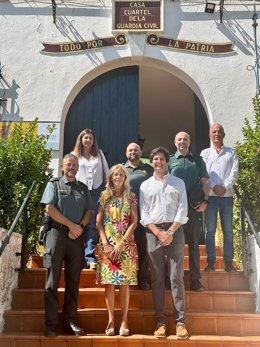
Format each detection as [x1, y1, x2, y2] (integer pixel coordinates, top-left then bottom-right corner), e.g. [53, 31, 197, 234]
[204, 196, 234, 264]
[84, 187, 102, 266]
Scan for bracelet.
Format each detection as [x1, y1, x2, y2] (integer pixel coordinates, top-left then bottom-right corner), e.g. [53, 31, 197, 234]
[80, 224, 85, 229]
[203, 200, 208, 204]
[122, 237, 128, 243]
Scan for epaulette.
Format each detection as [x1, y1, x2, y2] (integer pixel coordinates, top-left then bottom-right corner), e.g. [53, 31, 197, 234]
[50, 177, 60, 182]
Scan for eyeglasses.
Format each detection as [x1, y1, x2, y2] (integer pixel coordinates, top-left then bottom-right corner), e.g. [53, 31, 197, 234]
[64, 163, 78, 168]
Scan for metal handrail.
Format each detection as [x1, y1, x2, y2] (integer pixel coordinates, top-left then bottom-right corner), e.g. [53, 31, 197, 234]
[0, 180, 36, 272]
[234, 185, 260, 277]
[234, 185, 260, 247]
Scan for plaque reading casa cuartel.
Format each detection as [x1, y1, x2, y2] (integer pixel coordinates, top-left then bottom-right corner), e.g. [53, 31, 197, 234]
[113, 1, 163, 31]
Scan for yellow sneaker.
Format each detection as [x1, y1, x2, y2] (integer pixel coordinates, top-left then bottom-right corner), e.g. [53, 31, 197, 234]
[176, 322, 188, 339]
[154, 323, 166, 338]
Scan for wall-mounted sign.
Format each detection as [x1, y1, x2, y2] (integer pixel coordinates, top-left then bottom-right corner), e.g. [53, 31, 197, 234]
[41, 35, 127, 54]
[113, 1, 163, 32]
[0, 121, 60, 150]
[146, 34, 234, 54]
[38, 122, 60, 150]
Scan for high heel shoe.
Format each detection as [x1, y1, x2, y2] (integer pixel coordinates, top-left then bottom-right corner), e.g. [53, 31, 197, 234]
[119, 327, 129, 336]
[105, 324, 115, 336]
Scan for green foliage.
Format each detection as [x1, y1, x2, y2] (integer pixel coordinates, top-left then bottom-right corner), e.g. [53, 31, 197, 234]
[233, 96, 260, 268]
[0, 119, 54, 255]
[234, 96, 260, 229]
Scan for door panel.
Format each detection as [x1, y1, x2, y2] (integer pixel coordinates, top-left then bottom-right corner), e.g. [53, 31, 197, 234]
[64, 66, 139, 167]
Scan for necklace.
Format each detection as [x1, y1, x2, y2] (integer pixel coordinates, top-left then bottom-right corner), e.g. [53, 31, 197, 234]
[114, 191, 123, 198]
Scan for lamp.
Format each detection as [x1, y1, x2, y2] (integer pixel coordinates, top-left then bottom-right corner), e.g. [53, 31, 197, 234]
[205, 2, 215, 13]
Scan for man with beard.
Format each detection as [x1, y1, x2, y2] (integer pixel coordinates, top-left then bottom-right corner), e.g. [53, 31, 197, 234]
[169, 132, 209, 291]
[139, 147, 188, 339]
[41, 154, 93, 337]
[124, 143, 153, 290]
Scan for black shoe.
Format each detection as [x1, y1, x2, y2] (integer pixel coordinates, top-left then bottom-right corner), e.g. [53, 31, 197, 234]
[204, 263, 215, 272]
[45, 328, 56, 337]
[190, 279, 205, 291]
[62, 322, 86, 336]
[138, 281, 151, 290]
[225, 262, 237, 272]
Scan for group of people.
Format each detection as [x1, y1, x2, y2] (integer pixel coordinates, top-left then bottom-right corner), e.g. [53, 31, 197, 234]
[40, 123, 239, 339]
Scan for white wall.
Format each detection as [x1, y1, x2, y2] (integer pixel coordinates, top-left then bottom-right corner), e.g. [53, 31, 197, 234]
[0, 0, 258, 164]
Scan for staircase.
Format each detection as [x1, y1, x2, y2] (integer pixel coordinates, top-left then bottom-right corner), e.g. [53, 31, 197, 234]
[1, 245, 260, 347]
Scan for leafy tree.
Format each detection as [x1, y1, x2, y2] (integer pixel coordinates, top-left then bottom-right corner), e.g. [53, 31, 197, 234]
[0, 119, 54, 255]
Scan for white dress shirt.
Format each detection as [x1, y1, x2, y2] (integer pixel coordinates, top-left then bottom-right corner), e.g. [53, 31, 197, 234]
[74, 150, 109, 190]
[200, 146, 239, 197]
[139, 173, 188, 227]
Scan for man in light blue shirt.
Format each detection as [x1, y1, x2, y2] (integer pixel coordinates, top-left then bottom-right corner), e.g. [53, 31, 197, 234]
[140, 147, 189, 339]
[201, 123, 239, 272]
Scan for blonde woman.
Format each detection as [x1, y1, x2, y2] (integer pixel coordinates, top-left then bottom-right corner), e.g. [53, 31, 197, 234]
[96, 164, 138, 336]
[73, 129, 109, 269]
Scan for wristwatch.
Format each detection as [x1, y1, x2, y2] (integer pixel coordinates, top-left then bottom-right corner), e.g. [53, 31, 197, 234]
[168, 229, 175, 235]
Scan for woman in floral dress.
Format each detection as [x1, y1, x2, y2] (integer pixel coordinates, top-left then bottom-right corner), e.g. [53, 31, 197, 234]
[96, 164, 138, 336]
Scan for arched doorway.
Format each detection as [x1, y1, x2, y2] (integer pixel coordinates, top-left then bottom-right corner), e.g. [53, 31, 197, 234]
[63, 65, 209, 165]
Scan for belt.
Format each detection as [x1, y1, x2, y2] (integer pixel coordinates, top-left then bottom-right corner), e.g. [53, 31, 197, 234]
[155, 222, 172, 229]
[50, 221, 70, 232]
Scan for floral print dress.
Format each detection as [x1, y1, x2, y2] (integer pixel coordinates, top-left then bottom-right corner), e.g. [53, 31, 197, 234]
[96, 192, 138, 285]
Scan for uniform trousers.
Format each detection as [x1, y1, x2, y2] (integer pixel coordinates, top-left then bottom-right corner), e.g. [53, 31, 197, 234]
[146, 226, 185, 324]
[43, 227, 84, 329]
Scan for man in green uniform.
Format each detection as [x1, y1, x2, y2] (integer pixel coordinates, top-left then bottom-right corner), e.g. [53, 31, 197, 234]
[169, 132, 209, 291]
[124, 142, 153, 290]
[41, 154, 93, 336]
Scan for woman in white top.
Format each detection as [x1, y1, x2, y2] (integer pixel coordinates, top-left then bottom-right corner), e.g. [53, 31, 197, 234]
[73, 129, 109, 269]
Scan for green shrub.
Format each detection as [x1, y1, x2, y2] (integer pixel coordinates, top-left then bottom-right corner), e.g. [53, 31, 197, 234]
[0, 119, 54, 256]
[233, 96, 260, 267]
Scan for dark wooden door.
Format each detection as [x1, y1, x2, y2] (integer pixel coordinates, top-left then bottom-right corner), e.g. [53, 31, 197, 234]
[64, 66, 139, 167]
[194, 94, 210, 154]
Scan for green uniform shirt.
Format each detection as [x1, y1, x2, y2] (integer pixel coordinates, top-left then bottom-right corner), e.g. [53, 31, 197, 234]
[40, 176, 93, 224]
[169, 152, 208, 196]
[124, 161, 153, 199]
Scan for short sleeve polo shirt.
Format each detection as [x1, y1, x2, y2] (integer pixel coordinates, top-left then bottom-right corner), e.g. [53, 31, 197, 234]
[41, 176, 93, 224]
[124, 161, 153, 199]
[169, 152, 208, 196]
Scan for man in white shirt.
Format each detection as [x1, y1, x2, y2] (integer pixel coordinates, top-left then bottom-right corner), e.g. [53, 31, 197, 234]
[201, 123, 239, 272]
[139, 147, 189, 339]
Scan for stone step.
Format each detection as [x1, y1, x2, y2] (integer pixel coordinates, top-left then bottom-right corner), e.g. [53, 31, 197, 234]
[3, 310, 260, 336]
[1, 333, 260, 347]
[29, 244, 224, 269]
[11, 287, 256, 313]
[18, 269, 249, 291]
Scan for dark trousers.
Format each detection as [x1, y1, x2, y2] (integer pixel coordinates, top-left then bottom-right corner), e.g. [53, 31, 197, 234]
[146, 227, 185, 324]
[134, 222, 151, 284]
[43, 228, 84, 329]
[183, 207, 203, 282]
[84, 187, 102, 265]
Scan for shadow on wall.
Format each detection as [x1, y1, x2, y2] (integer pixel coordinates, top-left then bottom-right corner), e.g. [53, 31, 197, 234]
[0, 77, 20, 121]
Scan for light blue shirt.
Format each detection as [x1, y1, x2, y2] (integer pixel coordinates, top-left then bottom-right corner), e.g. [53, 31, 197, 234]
[139, 173, 188, 227]
[200, 145, 239, 197]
